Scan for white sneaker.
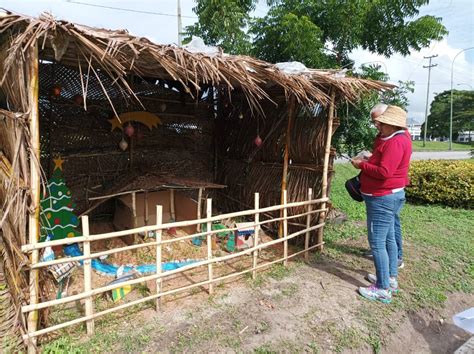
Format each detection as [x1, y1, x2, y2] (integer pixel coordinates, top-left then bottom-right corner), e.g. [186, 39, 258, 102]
[366, 273, 399, 293]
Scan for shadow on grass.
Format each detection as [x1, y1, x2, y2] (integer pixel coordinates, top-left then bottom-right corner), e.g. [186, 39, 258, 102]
[309, 257, 368, 288]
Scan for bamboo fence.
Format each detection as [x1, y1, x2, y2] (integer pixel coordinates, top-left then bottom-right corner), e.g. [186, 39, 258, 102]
[21, 191, 328, 350]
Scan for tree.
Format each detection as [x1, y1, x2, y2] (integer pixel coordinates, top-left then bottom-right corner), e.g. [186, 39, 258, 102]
[264, 0, 447, 61]
[40, 157, 80, 242]
[423, 90, 474, 140]
[184, 0, 256, 55]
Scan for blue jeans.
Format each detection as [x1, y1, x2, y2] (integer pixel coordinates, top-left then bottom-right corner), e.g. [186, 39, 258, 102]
[363, 190, 406, 289]
[394, 199, 405, 260]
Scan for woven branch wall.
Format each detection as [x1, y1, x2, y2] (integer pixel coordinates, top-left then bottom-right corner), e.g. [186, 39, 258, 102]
[215, 90, 338, 237]
[38, 63, 214, 215]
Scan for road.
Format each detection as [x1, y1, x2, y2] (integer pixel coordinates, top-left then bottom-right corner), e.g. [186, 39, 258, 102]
[335, 150, 471, 163]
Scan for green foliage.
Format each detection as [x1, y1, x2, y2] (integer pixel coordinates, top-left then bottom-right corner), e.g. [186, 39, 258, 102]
[411, 141, 471, 151]
[184, 0, 256, 55]
[250, 8, 333, 68]
[406, 160, 474, 208]
[424, 90, 474, 139]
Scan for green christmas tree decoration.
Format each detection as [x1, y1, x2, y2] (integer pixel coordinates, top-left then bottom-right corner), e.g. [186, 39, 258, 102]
[39, 157, 80, 242]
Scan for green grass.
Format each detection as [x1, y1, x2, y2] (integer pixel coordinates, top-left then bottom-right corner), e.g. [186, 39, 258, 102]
[411, 140, 471, 151]
[328, 163, 474, 310]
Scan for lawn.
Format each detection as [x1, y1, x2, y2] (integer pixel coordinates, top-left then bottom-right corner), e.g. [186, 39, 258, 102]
[412, 140, 472, 151]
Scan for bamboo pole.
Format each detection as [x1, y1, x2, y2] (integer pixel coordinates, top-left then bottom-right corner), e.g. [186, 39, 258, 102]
[155, 205, 163, 311]
[22, 197, 329, 252]
[206, 198, 213, 294]
[27, 43, 40, 354]
[304, 188, 313, 262]
[82, 215, 94, 335]
[132, 191, 138, 244]
[22, 221, 327, 315]
[196, 188, 203, 232]
[317, 89, 336, 251]
[169, 189, 175, 221]
[252, 193, 260, 279]
[144, 191, 149, 238]
[279, 96, 296, 237]
[283, 189, 288, 266]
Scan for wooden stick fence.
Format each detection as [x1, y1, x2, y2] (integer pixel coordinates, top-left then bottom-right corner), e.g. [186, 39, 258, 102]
[22, 191, 328, 347]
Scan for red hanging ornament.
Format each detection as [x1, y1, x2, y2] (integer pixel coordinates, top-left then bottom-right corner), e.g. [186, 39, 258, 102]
[73, 94, 83, 105]
[254, 135, 263, 147]
[51, 85, 62, 97]
[124, 123, 135, 137]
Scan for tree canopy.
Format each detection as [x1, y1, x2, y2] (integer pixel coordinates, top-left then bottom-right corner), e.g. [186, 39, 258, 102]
[425, 90, 474, 139]
[185, 0, 447, 68]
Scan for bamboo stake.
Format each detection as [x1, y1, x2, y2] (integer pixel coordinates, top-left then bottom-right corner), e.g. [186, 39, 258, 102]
[144, 191, 149, 238]
[132, 191, 138, 244]
[27, 43, 40, 354]
[82, 215, 94, 335]
[283, 189, 288, 266]
[304, 188, 313, 261]
[317, 89, 336, 251]
[170, 189, 175, 221]
[155, 205, 163, 311]
[206, 198, 213, 294]
[196, 188, 203, 232]
[252, 193, 259, 279]
[279, 96, 296, 237]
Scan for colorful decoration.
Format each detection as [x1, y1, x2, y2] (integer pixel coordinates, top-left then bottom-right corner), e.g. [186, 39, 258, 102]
[51, 85, 62, 97]
[108, 111, 162, 131]
[118, 138, 128, 151]
[39, 157, 80, 242]
[254, 135, 263, 147]
[124, 123, 135, 137]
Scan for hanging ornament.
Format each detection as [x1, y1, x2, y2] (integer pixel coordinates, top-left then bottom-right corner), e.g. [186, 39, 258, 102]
[119, 138, 128, 151]
[254, 135, 263, 147]
[73, 94, 83, 105]
[159, 103, 167, 112]
[124, 123, 135, 137]
[51, 85, 62, 97]
[239, 112, 244, 120]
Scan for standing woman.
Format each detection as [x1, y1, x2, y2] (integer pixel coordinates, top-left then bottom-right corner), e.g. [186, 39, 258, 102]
[351, 105, 412, 303]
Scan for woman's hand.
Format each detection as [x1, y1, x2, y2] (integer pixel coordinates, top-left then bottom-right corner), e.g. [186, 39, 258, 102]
[351, 158, 363, 169]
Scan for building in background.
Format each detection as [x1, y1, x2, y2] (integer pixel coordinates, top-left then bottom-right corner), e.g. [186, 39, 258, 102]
[456, 131, 473, 143]
[407, 123, 422, 140]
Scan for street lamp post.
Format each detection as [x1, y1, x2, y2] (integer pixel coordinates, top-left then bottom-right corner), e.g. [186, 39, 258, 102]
[449, 47, 474, 150]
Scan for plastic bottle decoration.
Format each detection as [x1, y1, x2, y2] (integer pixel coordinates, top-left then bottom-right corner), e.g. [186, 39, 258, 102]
[254, 135, 263, 147]
[124, 123, 135, 137]
[118, 138, 128, 151]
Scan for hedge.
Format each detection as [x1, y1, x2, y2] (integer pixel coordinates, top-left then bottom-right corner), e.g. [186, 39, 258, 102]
[406, 160, 474, 208]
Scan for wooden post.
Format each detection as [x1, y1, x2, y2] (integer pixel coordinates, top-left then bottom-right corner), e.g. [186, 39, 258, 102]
[81, 215, 94, 335]
[317, 89, 336, 251]
[252, 193, 260, 279]
[27, 43, 40, 354]
[169, 189, 176, 221]
[283, 190, 288, 266]
[304, 188, 313, 261]
[155, 205, 163, 311]
[144, 191, 149, 238]
[279, 96, 296, 237]
[132, 191, 138, 244]
[196, 188, 203, 232]
[206, 198, 213, 294]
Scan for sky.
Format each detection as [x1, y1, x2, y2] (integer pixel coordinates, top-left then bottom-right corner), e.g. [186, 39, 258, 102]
[1, 0, 473, 124]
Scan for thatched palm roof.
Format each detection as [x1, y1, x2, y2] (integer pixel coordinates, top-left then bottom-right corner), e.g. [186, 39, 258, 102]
[0, 10, 393, 114]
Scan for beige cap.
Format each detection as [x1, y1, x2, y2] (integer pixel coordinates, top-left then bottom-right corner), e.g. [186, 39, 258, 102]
[374, 105, 407, 128]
